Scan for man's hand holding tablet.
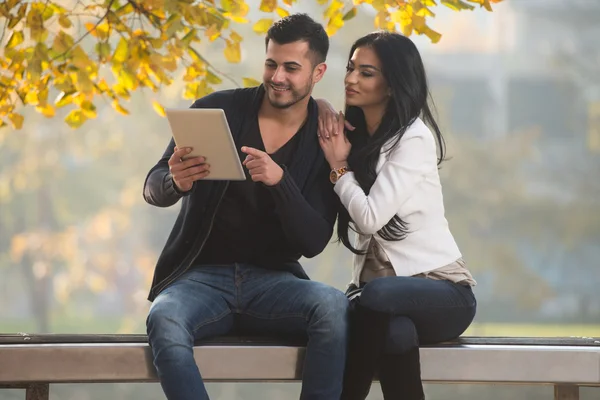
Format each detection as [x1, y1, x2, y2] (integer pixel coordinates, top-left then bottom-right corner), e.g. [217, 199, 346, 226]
[168, 146, 211, 192]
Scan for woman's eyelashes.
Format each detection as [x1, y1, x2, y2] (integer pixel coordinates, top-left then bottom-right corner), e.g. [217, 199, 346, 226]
[345, 66, 373, 77]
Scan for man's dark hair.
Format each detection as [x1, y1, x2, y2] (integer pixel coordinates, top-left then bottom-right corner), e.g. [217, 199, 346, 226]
[265, 13, 329, 65]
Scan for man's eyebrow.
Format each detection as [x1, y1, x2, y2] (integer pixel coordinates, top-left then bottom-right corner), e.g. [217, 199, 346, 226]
[265, 58, 302, 67]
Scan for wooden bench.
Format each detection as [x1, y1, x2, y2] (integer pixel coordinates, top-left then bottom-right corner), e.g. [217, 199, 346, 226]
[1, 334, 599, 399]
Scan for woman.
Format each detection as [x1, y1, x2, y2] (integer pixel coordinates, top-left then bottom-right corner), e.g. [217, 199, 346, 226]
[316, 31, 477, 400]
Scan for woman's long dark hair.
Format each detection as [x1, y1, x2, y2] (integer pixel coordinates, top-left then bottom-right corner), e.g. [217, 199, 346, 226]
[337, 31, 446, 254]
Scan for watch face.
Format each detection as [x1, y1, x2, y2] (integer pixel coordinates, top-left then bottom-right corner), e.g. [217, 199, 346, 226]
[329, 170, 338, 183]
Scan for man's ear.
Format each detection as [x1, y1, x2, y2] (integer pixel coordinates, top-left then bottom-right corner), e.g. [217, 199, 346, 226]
[312, 63, 327, 84]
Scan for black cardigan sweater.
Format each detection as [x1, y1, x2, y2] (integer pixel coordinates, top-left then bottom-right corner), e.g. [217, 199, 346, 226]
[143, 85, 339, 301]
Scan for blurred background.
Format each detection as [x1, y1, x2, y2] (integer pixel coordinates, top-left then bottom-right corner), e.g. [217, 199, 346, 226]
[1, 0, 599, 398]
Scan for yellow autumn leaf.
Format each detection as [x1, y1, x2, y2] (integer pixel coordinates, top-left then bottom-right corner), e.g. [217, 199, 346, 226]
[25, 90, 40, 106]
[242, 77, 261, 87]
[416, 6, 435, 18]
[118, 68, 137, 90]
[8, 113, 24, 129]
[223, 40, 241, 63]
[230, 30, 243, 43]
[54, 91, 74, 108]
[35, 103, 55, 118]
[152, 100, 166, 117]
[7, 31, 24, 48]
[374, 10, 390, 29]
[259, 0, 277, 12]
[441, 0, 475, 11]
[58, 14, 72, 28]
[0, 0, 502, 128]
[64, 109, 87, 128]
[253, 18, 274, 34]
[205, 24, 221, 41]
[480, 0, 493, 11]
[112, 37, 128, 63]
[324, 0, 344, 19]
[85, 22, 99, 37]
[112, 100, 130, 115]
[423, 26, 442, 43]
[371, 0, 387, 11]
[326, 13, 345, 36]
[71, 46, 92, 69]
[52, 31, 74, 54]
[80, 100, 97, 118]
[276, 7, 289, 17]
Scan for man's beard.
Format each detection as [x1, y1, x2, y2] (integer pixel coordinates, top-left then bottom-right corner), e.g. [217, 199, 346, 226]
[266, 78, 312, 109]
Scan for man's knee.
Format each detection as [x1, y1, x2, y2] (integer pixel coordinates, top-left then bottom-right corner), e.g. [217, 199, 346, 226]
[147, 294, 192, 345]
[308, 285, 349, 336]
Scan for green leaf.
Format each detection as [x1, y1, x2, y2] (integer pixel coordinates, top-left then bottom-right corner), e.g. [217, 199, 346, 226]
[206, 70, 222, 84]
[342, 7, 357, 21]
[95, 42, 112, 61]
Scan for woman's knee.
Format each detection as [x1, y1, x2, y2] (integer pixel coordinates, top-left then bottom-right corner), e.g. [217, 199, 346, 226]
[385, 316, 419, 354]
[358, 277, 396, 311]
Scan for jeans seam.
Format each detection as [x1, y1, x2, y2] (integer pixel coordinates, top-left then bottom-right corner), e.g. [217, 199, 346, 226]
[191, 309, 232, 333]
[241, 310, 309, 322]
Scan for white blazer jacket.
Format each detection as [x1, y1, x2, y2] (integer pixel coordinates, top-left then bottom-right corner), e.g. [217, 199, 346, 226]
[334, 118, 462, 287]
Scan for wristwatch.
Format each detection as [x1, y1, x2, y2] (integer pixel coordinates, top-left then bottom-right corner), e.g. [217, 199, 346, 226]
[329, 166, 349, 184]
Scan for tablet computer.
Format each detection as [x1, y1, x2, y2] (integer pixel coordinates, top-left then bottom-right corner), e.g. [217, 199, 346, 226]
[165, 108, 246, 181]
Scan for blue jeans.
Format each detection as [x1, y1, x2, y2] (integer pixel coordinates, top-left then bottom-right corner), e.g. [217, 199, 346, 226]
[147, 264, 349, 400]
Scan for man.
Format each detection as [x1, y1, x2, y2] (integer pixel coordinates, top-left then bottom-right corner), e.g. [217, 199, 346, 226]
[143, 14, 348, 400]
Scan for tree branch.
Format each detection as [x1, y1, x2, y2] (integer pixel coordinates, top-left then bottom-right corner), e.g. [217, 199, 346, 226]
[51, 0, 117, 61]
[126, 0, 163, 30]
[187, 46, 240, 88]
[0, 15, 8, 46]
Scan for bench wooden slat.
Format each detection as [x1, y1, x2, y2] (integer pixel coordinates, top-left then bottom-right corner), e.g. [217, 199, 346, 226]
[1, 342, 599, 385]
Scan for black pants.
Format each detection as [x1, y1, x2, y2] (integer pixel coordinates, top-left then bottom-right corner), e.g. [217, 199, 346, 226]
[341, 276, 477, 400]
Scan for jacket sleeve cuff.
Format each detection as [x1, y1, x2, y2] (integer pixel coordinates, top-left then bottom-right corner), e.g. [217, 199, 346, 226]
[165, 173, 192, 197]
[264, 165, 300, 202]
